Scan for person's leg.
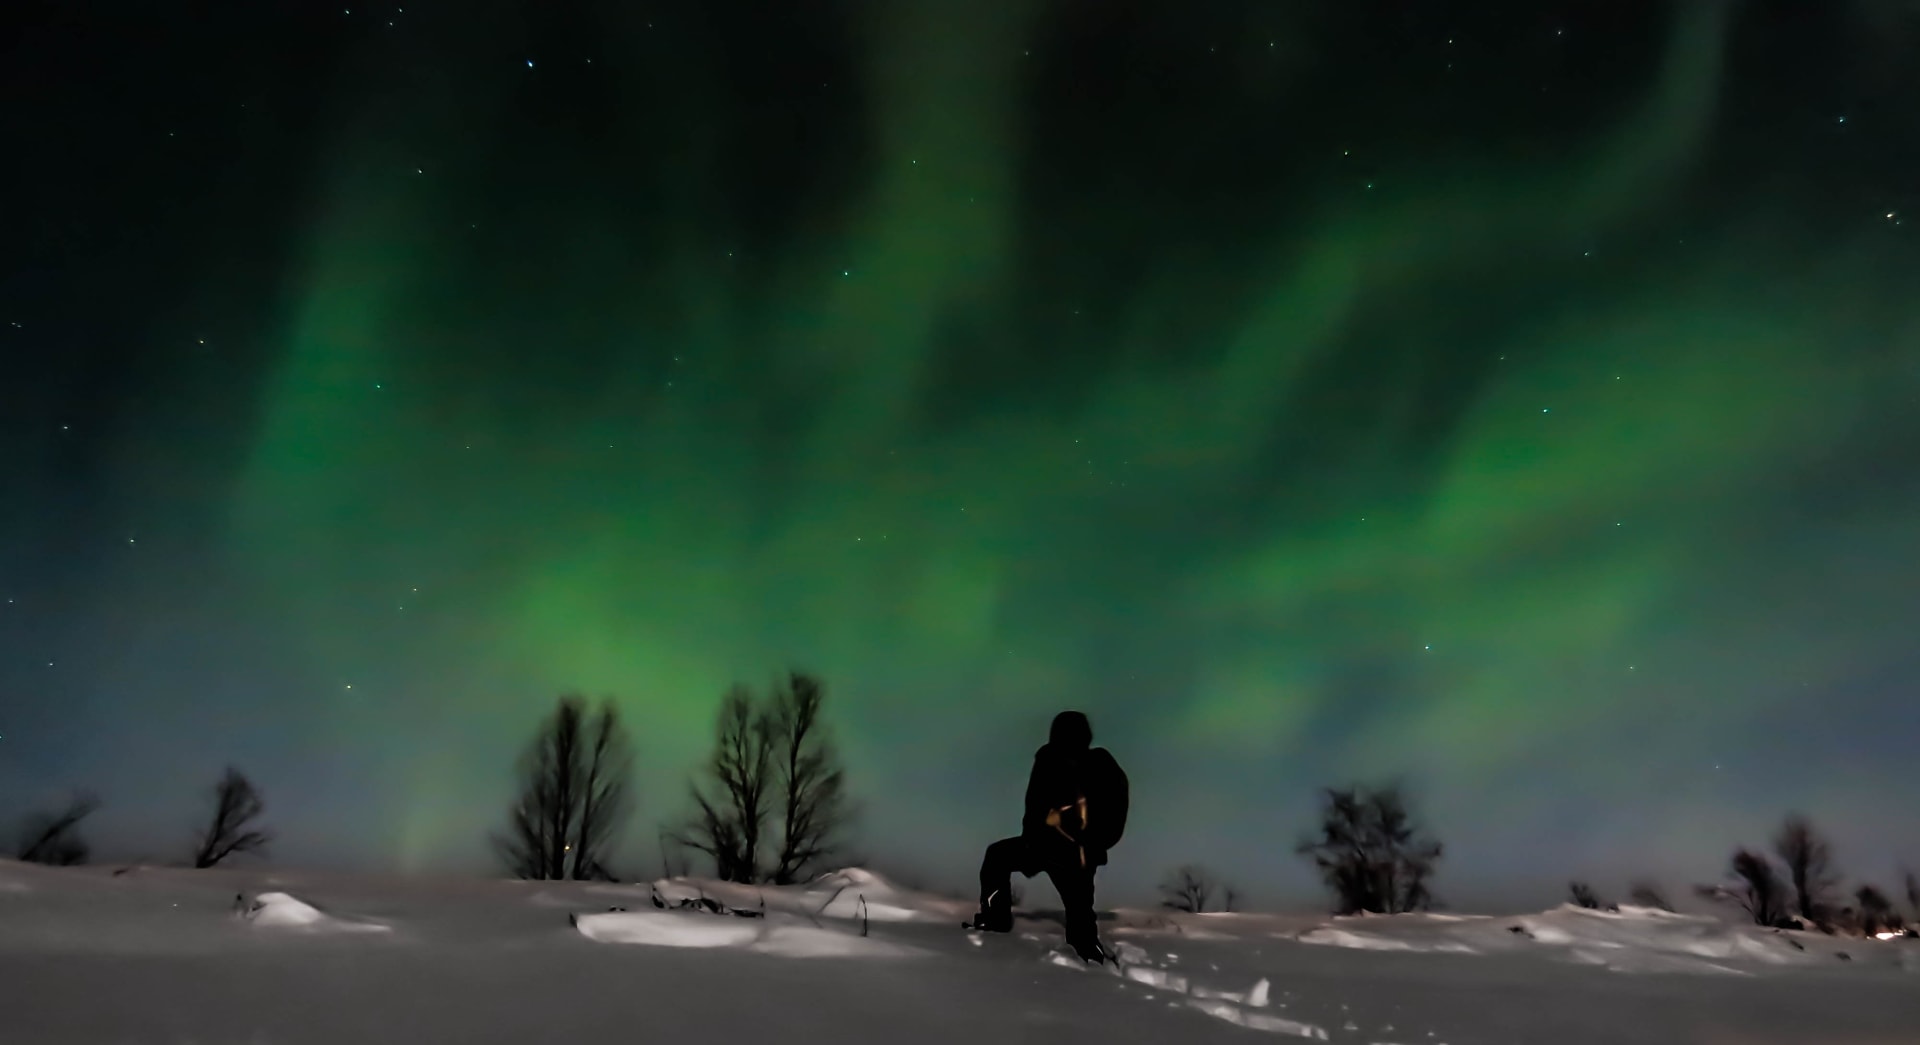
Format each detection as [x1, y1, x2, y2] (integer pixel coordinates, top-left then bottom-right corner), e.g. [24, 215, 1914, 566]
[975, 835, 1030, 930]
[1045, 859, 1103, 960]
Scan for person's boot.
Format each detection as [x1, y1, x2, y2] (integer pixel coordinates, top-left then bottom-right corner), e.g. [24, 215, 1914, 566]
[969, 889, 1013, 932]
[1068, 933, 1112, 964]
[1064, 909, 1110, 963]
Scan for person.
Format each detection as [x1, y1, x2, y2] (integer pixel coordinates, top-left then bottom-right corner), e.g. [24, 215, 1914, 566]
[971, 710, 1128, 962]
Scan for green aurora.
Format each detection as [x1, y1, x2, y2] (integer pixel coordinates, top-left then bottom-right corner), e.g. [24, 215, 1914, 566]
[26, 1, 1908, 902]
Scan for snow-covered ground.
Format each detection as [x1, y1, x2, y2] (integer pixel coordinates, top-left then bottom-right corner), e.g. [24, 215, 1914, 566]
[1, 859, 1916, 1044]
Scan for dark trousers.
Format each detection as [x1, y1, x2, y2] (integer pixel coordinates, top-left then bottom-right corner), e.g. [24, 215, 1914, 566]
[979, 832, 1097, 939]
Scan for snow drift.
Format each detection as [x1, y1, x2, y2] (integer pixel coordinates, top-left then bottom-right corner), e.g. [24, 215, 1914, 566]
[641, 866, 952, 925]
[573, 908, 923, 958]
[1293, 903, 1849, 973]
[245, 891, 391, 934]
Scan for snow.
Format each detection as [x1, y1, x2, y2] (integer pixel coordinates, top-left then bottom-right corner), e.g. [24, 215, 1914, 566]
[0, 858, 1916, 1043]
[1124, 965, 1190, 991]
[573, 909, 924, 958]
[643, 865, 952, 924]
[1292, 903, 1853, 974]
[247, 890, 392, 933]
[1186, 997, 1330, 1039]
[1193, 975, 1270, 1007]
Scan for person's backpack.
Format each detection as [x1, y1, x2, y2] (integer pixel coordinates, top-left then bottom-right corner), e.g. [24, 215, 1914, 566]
[1080, 748, 1129, 852]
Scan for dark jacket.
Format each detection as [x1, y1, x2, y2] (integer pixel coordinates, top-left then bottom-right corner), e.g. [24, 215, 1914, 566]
[1020, 742, 1129, 868]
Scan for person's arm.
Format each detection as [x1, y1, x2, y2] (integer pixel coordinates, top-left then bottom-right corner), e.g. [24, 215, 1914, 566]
[1084, 749, 1128, 850]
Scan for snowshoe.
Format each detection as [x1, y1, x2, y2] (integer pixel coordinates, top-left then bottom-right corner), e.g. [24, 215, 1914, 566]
[964, 909, 1013, 933]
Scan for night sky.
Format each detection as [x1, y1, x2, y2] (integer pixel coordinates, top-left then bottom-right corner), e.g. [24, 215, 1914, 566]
[4, 1, 1918, 909]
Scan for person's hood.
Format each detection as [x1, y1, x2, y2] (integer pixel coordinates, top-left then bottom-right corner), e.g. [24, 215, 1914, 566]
[1048, 710, 1092, 751]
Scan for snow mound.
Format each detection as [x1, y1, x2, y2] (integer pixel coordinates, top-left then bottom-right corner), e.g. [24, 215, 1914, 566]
[643, 867, 949, 925]
[796, 868, 935, 923]
[1296, 928, 1420, 952]
[573, 910, 923, 959]
[1296, 927, 1478, 954]
[1297, 904, 1825, 973]
[246, 892, 390, 934]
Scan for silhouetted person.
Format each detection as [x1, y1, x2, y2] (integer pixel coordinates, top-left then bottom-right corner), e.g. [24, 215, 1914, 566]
[972, 710, 1128, 962]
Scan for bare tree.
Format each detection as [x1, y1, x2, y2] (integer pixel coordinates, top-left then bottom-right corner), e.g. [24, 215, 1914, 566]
[1905, 869, 1919, 924]
[494, 695, 634, 881]
[191, 767, 272, 868]
[1772, 814, 1837, 926]
[1628, 880, 1674, 912]
[15, 791, 100, 865]
[1159, 864, 1217, 913]
[675, 686, 775, 883]
[767, 673, 849, 885]
[1723, 848, 1788, 927]
[1296, 782, 1443, 915]
[1855, 885, 1897, 936]
[571, 700, 632, 882]
[1568, 881, 1603, 910]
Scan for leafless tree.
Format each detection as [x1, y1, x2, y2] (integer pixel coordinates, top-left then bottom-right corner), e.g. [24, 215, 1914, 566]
[676, 686, 775, 883]
[191, 767, 271, 868]
[1159, 864, 1217, 913]
[1772, 814, 1837, 925]
[1628, 880, 1674, 912]
[767, 673, 849, 885]
[1720, 848, 1788, 927]
[494, 695, 634, 881]
[1568, 881, 1603, 909]
[15, 791, 100, 865]
[1855, 885, 1897, 935]
[1296, 782, 1442, 915]
[1904, 869, 1919, 923]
